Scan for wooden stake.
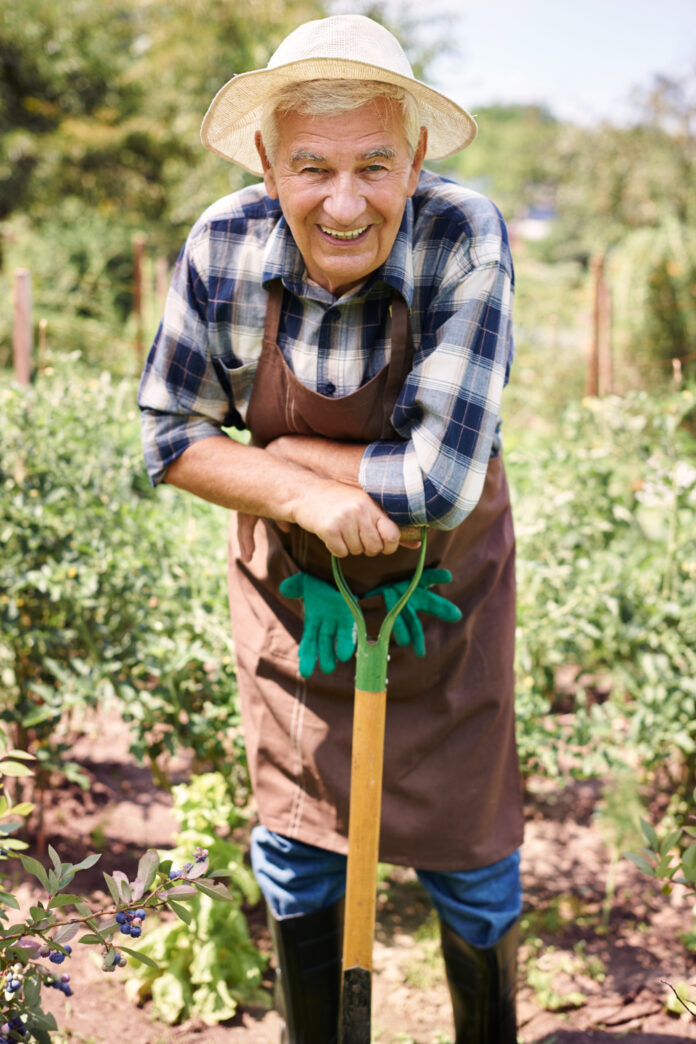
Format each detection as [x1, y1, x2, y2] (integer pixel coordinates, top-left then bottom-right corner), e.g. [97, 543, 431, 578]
[133, 235, 146, 362]
[597, 263, 613, 396]
[13, 268, 32, 385]
[155, 256, 169, 312]
[586, 253, 613, 396]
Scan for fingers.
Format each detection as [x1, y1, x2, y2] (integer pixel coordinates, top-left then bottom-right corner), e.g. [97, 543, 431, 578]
[318, 628, 337, 674]
[237, 512, 259, 562]
[279, 573, 304, 599]
[336, 623, 357, 663]
[298, 617, 320, 678]
[300, 494, 401, 558]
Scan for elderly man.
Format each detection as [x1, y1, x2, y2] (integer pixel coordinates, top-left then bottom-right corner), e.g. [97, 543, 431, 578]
[138, 13, 524, 1044]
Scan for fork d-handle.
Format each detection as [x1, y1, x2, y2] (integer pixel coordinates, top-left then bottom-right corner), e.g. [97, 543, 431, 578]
[332, 532, 427, 1044]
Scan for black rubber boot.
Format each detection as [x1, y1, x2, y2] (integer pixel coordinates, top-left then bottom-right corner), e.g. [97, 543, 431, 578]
[439, 918, 519, 1044]
[268, 901, 343, 1044]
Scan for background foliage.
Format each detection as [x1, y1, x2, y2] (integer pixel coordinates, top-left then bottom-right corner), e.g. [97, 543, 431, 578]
[1, 0, 696, 1036]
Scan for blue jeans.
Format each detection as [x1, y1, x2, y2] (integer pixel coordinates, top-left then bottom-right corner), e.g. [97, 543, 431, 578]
[251, 826, 522, 949]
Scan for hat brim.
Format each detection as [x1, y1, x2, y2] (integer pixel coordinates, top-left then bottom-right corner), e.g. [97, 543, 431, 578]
[200, 57, 477, 175]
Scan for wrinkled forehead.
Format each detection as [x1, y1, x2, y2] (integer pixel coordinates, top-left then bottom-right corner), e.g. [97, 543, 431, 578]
[274, 99, 410, 159]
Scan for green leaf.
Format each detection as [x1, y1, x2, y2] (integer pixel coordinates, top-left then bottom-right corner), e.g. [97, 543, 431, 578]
[4, 749, 36, 761]
[168, 898, 192, 925]
[72, 852, 101, 873]
[0, 819, 25, 835]
[103, 872, 121, 905]
[660, 830, 682, 857]
[11, 802, 35, 816]
[119, 944, 160, 970]
[54, 922, 79, 945]
[78, 933, 105, 945]
[640, 818, 659, 851]
[193, 879, 234, 902]
[48, 844, 62, 874]
[0, 760, 35, 777]
[113, 870, 132, 902]
[625, 852, 654, 875]
[165, 884, 197, 899]
[23, 973, 41, 1006]
[0, 890, 20, 909]
[19, 854, 50, 890]
[48, 893, 87, 909]
[137, 849, 159, 891]
[1, 838, 29, 851]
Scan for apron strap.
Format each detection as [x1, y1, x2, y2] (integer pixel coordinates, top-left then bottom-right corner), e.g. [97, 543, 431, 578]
[381, 294, 414, 440]
[263, 279, 284, 346]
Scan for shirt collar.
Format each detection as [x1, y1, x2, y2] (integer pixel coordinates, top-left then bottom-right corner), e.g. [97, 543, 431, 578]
[261, 198, 414, 307]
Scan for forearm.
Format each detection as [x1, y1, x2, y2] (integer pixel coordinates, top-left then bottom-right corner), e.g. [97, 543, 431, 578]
[163, 434, 402, 558]
[164, 435, 316, 520]
[264, 435, 365, 486]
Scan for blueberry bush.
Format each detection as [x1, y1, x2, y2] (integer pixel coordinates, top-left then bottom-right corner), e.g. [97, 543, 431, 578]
[124, 773, 267, 1026]
[0, 729, 236, 1043]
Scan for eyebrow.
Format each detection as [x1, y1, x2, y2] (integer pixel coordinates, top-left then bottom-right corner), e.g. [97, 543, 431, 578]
[289, 146, 397, 165]
[290, 150, 326, 164]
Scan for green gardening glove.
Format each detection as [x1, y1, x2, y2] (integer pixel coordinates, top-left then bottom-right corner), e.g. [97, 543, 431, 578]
[279, 572, 357, 679]
[365, 568, 462, 657]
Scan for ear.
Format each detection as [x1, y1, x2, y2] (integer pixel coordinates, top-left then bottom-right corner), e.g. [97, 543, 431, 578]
[255, 131, 278, 199]
[406, 127, 428, 196]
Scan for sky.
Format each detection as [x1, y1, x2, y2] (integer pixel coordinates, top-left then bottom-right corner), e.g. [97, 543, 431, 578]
[393, 0, 696, 125]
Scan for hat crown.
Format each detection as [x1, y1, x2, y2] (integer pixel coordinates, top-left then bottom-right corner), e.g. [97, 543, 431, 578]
[267, 15, 415, 80]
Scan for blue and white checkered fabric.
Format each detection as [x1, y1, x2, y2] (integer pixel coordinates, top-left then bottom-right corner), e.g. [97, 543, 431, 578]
[138, 169, 515, 528]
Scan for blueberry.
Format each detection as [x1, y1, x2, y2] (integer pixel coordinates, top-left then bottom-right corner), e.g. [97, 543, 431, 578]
[129, 926, 142, 939]
[115, 912, 127, 924]
[49, 952, 65, 964]
[119, 924, 131, 935]
[135, 908, 146, 919]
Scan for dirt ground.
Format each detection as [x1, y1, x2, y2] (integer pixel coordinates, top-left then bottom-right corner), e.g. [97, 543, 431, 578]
[11, 710, 696, 1044]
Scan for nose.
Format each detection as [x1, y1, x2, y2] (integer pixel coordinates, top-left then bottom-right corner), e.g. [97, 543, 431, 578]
[323, 173, 366, 226]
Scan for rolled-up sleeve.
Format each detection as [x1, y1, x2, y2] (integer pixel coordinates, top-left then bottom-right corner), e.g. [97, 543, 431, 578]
[359, 257, 514, 528]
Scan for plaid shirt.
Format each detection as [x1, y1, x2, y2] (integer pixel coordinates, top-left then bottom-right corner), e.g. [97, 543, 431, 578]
[138, 169, 514, 527]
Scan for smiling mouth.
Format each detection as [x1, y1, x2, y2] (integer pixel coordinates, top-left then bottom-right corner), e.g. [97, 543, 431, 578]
[319, 225, 369, 240]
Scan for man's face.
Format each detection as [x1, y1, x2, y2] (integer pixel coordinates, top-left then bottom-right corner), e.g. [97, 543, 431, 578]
[257, 99, 426, 297]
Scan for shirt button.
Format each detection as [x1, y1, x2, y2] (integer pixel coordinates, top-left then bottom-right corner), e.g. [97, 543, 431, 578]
[325, 382, 336, 396]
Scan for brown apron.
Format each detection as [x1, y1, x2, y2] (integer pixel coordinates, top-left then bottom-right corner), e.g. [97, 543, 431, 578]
[227, 280, 524, 871]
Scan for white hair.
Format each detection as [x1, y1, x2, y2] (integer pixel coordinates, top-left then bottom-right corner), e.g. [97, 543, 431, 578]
[260, 79, 422, 164]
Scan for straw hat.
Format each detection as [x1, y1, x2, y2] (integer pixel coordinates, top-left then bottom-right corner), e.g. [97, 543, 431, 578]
[200, 14, 477, 175]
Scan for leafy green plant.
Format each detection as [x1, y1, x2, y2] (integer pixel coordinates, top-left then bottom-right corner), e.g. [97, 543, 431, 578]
[609, 217, 696, 384]
[626, 814, 696, 1019]
[0, 364, 247, 811]
[510, 388, 696, 793]
[125, 772, 267, 1026]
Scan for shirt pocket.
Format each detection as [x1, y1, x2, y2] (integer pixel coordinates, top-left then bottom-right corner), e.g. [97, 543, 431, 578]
[212, 357, 258, 422]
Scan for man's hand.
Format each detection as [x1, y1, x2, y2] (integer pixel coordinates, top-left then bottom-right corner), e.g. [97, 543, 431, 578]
[166, 435, 420, 562]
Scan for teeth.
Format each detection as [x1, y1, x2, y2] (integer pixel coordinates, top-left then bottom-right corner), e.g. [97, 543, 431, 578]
[320, 225, 368, 239]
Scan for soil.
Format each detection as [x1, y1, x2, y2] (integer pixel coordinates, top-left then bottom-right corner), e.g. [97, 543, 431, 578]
[11, 709, 696, 1044]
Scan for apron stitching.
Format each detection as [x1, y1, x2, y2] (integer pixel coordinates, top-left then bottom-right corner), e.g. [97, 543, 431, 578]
[287, 676, 307, 837]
